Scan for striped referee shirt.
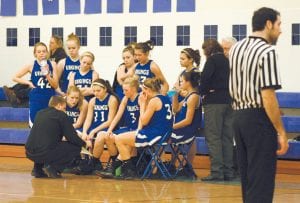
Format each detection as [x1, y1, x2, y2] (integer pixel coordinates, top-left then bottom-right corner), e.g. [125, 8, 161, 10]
[229, 36, 282, 110]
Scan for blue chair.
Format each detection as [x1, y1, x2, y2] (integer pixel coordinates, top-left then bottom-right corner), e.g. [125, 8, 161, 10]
[136, 131, 172, 180]
[169, 135, 197, 179]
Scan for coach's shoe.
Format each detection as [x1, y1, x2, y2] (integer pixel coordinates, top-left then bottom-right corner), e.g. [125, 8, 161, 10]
[201, 175, 224, 182]
[44, 165, 62, 178]
[31, 163, 48, 178]
[224, 175, 239, 181]
[31, 168, 48, 178]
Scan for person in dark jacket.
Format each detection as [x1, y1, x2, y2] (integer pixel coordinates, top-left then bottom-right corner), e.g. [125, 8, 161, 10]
[200, 39, 235, 182]
[49, 35, 67, 63]
[25, 95, 91, 178]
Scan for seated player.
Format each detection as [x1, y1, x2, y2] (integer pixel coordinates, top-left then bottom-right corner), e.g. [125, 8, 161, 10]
[93, 76, 140, 176]
[114, 78, 173, 179]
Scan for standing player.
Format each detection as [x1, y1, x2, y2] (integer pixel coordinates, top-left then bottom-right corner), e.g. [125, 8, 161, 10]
[173, 48, 200, 102]
[93, 76, 140, 176]
[13, 42, 58, 127]
[56, 33, 81, 96]
[229, 7, 289, 203]
[66, 86, 88, 130]
[134, 40, 169, 95]
[113, 45, 137, 100]
[115, 78, 173, 179]
[68, 51, 99, 101]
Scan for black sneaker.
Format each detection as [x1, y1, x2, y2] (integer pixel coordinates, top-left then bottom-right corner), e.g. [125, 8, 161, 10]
[93, 161, 103, 174]
[95, 162, 113, 178]
[201, 175, 224, 182]
[74, 159, 95, 175]
[31, 168, 48, 178]
[117, 161, 136, 180]
[43, 165, 62, 178]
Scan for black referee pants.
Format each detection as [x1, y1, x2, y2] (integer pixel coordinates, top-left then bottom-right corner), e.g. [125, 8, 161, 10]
[233, 109, 277, 203]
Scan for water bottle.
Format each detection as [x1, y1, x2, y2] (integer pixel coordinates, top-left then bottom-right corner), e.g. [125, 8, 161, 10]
[40, 60, 48, 76]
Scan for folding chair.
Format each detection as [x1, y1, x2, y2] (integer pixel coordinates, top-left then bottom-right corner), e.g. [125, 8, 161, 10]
[136, 131, 172, 180]
[169, 136, 197, 179]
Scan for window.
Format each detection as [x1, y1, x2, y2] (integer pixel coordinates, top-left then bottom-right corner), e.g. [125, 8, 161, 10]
[177, 25, 190, 46]
[292, 24, 300, 45]
[232, 25, 247, 41]
[29, 28, 40, 46]
[204, 25, 218, 40]
[124, 26, 137, 46]
[7, 28, 17, 47]
[150, 26, 163, 46]
[52, 27, 64, 41]
[99, 27, 112, 46]
[75, 27, 87, 46]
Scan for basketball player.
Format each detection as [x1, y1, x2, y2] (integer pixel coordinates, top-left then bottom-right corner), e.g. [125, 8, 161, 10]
[94, 76, 140, 177]
[56, 33, 81, 95]
[66, 86, 88, 130]
[13, 42, 58, 127]
[68, 51, 99, 101]
[114, 78, 173, 179]
[134, 40, 169, 95]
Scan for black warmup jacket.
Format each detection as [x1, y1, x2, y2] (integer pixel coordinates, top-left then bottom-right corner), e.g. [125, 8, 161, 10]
[25, 107, 85, 160]
[200, 53, 231, 105]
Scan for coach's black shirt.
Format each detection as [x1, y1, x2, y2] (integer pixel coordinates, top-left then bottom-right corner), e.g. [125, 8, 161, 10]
[25, 107, 85, 159]
[200, 53, 231, 105]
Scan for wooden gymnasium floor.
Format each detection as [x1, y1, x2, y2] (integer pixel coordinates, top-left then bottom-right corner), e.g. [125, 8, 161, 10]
[0, 157, 299, 203]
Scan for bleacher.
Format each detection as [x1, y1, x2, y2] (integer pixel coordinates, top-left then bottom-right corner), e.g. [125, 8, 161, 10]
[0, 88, 299, 160]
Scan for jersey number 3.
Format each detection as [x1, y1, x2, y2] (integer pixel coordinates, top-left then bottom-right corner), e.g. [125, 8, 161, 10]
[165, 104, 172, 120]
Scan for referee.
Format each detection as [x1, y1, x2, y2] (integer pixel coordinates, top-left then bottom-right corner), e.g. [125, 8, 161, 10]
[229, 7, 289, 203]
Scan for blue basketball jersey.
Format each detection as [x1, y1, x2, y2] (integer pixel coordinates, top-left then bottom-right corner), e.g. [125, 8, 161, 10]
[143, 95, 173, 134]
[61, 56, 80, 93]
[135, 60, 154, 84]
[178, 67, 199, 102]
[30, 60, 55, 98]
[29, 60, 56, 125]
[74, 69, 94, 101]
[90, 94, 111, 131]
[174, 92, 202, 135]
[66, 104, 80, 124]
[122, 95, 140, 130]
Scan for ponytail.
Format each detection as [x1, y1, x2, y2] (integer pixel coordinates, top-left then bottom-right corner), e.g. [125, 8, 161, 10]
[135, 40, 154, 53]
[181, 48, 201, 67]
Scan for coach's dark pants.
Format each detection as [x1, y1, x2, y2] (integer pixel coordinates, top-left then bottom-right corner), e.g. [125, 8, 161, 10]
[203, 104, 235, 178]
[233, 109, 277, 203]
[27, 142, 82, 172]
